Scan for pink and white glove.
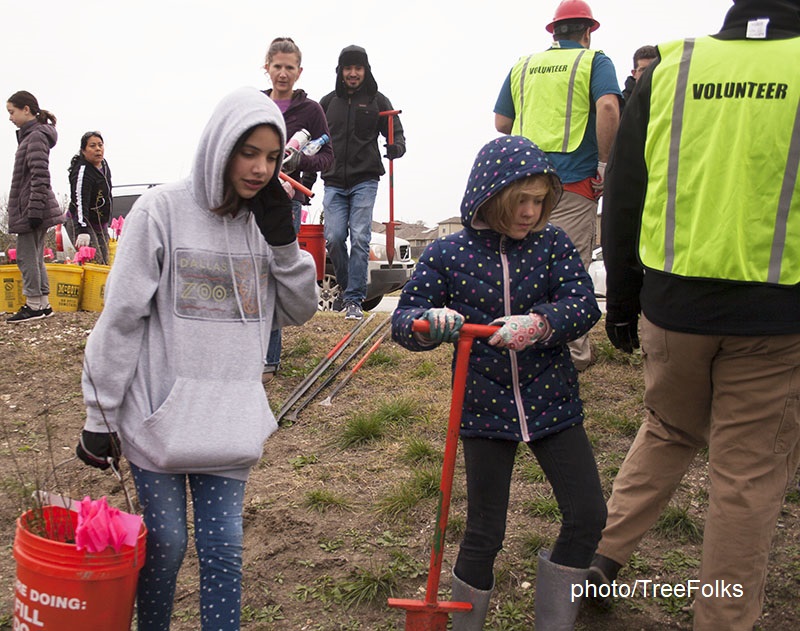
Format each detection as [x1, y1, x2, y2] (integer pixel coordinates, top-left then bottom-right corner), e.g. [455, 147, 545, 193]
[488, 313, 551, 351]
[280, 178, 295, 198]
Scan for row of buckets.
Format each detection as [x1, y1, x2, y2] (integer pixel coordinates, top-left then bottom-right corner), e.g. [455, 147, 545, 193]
[2, 239, 117, 313]
[2, 226, 324, 315]
[1, 262, 110, 313]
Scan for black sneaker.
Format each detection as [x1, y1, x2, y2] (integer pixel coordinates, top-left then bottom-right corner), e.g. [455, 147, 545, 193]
[586, 553, 622, 610]
[41, 306, 54, 318]
[344, 302, 363, 321]
[7, 304, 46, 323]
[331, 296, 345, 312]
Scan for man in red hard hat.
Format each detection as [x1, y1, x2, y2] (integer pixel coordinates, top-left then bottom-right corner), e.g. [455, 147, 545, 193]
[495, 0, 621, 375]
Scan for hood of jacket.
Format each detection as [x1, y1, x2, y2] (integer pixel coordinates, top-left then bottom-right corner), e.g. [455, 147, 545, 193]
[717, 0, 800, 38]
[334, 45, 378, 98]
[190, 86, 286, 210]
[17, 119, 57, 148]
[460, 135, 563, 231]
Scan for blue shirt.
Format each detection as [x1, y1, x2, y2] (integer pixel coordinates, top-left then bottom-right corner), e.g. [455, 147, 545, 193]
[494, 40, 621, 183]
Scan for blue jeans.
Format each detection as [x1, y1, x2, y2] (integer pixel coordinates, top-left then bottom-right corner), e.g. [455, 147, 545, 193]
[454, 426, 606, 590]
[322, 180, 378, 305]
[130, 464, 246, 631]
[266, 200, 304, 368]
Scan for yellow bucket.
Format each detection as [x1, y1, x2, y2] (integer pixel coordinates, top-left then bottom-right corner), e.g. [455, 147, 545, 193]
[0, 264, 24, 313]
[80, 263, 111, 312]
[45, 263, 83, 312]
[108, 239, 118, 266]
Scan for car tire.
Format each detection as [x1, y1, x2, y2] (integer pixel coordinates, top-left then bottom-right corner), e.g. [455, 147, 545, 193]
[361, 296, 382, 312]
[318, 274, 341, 311]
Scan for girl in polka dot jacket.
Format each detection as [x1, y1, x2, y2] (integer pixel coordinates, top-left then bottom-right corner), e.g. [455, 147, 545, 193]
[392, 135, 605, 630]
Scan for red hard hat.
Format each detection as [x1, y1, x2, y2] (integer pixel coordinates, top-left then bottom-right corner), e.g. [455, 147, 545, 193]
[546, 0, 600, 33]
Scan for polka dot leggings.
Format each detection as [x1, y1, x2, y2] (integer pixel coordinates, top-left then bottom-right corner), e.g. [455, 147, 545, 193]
[130, 464, 245, 631]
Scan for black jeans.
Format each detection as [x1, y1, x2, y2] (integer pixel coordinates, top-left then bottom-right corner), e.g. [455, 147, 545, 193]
[454, 425, 607, 590]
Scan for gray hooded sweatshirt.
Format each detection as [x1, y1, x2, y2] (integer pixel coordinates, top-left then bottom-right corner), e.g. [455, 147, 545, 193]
[82, 87, 318, 480]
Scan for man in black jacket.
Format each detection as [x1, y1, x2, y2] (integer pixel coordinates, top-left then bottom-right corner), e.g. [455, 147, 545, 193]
[620, 45, 657, 105]
[318, 45, 406, 321]
[588, 2, 800, 629]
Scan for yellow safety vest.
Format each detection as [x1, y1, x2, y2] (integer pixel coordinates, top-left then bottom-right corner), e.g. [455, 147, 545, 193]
[510, 45, 596, 153]
[641, 36, 800, 285]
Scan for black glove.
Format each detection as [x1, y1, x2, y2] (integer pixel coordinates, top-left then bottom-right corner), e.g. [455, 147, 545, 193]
[605, 318, 640, 354]
[251, 178, 296, 246]
[76, 430, 121, 470]
[384, 144, 401, 160]
[28, 217, 43, 229]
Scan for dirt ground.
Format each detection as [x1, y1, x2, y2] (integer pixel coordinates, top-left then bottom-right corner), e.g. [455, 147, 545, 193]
[1, 309, 799, 630]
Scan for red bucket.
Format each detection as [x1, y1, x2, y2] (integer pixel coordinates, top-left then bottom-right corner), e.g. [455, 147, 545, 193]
[298, 223, 326, 281]
[13, 505, 146, 630]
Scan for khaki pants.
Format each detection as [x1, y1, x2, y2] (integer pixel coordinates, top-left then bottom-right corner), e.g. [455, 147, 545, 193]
[550, 190, 597, 370]
[597, 315, 800, 630]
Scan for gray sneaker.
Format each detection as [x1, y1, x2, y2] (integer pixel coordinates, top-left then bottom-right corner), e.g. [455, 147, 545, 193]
[344, 302, 363, 320]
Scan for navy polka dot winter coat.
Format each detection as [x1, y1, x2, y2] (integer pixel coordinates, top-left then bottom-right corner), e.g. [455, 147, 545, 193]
[392, 136, 601, 442]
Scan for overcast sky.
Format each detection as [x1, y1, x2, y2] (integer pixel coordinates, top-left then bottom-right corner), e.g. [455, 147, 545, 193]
[2, 0, 734, 228]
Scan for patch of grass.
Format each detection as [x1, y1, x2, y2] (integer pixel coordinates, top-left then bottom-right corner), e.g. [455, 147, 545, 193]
[304, 488, 352, 513]
[658, 593, 692, 616]
[490, 598, 528, 630]
[655, 504, 703, 544]
[290, 453, 319, 470]
[661, 549, 701, 573]
[374, 396, 426, 426]
[319, 536, 344, 553]
[336, 564, 400, 608]
[520, 532, 550, 561]
[446, 514, 466, 542]
[339, 412, 386, 448]
[240, 603, 284, 623]
[285, 335, 313, 358]
[365, 349, 399, 368]
[400, 436, 441, 465]
[625, 551, 652, 576]
[518, 458, 546, 484]
[523, 492, 561, 522]
[594, 410, 640, 437]
[411, 359, 438, 378]
[375, 467, 441, 519]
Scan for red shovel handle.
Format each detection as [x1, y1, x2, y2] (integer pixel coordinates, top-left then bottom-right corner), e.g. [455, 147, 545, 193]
[410, 319, 498, 606]
[411, 320, 499, 340]
[278, 171, 314, 198]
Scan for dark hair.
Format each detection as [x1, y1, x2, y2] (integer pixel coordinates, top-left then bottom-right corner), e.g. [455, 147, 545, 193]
[552, 18, 594, 41]
[7, 90, 57, 125]
[69, 131, 105, 172]
[633, 45, 658, 66]
[212, 124, 280, 217]
[265, 37, 302, 66]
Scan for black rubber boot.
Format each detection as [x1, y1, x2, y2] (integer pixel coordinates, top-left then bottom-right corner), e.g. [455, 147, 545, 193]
[586, 553, 622, 610]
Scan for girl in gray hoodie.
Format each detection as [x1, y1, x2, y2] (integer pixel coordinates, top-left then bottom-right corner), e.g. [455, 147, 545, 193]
[76, 87, 318, 630]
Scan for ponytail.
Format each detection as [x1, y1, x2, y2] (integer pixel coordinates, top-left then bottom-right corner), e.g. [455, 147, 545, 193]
[36, 109, 57, 125]
[7, 90, 57, 126]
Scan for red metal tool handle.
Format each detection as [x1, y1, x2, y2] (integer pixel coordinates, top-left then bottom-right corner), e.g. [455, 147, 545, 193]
[278, 171, 314, 198]
[411, 320, 498, 339]
[410, 319, 498, 604]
